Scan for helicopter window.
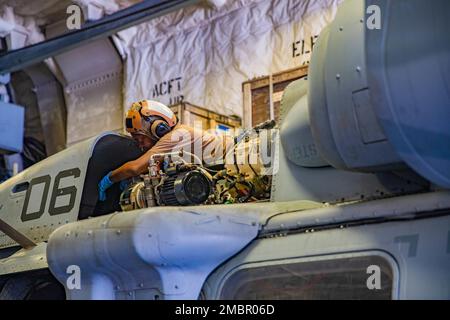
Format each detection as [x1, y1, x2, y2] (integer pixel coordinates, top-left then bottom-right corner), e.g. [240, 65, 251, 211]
[78, 134, 144, 220]
[220, 254, 394, 300]
[12, 182, 29, 193]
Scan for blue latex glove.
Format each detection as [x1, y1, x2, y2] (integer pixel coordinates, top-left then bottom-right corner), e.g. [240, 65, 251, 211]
[98, 172, 114, 201]
[163, 160, 171, 171]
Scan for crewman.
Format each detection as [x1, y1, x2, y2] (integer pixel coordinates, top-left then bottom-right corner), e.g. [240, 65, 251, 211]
[98, 99, 232, 201]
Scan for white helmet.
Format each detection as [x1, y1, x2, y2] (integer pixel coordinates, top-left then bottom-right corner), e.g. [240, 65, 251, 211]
[125, 100, 177, 140]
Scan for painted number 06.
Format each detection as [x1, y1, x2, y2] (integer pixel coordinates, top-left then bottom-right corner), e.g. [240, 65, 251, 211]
[21, 168, 81, 222]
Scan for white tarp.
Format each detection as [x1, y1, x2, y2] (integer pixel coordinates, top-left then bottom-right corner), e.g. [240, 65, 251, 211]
[1, 0, 342, 130]
[113, 0, 342, 118]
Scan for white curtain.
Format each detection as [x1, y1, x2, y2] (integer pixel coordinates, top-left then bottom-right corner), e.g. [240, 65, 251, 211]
[113, 0, 342, 117]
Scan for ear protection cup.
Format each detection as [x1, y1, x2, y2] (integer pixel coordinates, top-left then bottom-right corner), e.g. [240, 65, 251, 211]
[126, 100, 176, 139]
[150, 119, 171, 139]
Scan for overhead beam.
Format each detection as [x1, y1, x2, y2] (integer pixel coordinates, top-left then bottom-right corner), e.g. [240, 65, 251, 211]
[0, 0, 200, 74]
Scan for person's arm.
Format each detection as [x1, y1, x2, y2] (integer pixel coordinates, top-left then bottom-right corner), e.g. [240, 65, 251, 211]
[117, 128, 192, 180]
[97, 150, 152, 202]
[110, 132, 180, 182]
[98, 128, 188, 201]
[110, 152, 151, 182]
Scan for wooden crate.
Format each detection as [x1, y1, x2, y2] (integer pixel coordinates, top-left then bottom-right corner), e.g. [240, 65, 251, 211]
[242, 65, 308, 128]
[170, 102, 242, 132]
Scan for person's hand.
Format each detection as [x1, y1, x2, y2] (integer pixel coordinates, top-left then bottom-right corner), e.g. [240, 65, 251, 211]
[98, 172, 114, 201]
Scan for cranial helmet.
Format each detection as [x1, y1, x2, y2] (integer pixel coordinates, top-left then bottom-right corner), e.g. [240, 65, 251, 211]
[125, 100, 177, 140]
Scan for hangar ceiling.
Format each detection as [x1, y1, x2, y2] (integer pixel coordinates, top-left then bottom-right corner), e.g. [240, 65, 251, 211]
[0, 0, 72, 26]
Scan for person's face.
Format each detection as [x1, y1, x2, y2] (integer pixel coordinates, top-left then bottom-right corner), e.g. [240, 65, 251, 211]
[132, 134, 155, 151]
